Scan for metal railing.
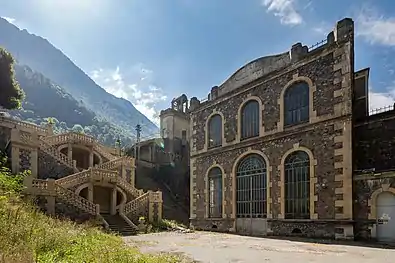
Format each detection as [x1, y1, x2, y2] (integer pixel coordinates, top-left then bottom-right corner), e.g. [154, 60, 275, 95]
[369, 104, 395, 116]
[308, 39, 327, 51]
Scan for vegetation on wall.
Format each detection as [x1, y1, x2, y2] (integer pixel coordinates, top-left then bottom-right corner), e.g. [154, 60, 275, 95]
[0, 47, 24, 110]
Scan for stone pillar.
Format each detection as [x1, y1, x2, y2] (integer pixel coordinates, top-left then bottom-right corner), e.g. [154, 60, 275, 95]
[11, 145, 20, 174]
[46, 123, 54, 136]
[110, 187, 117, 215]
[46, 179, 56, 215]
[10, 129, 20, 174]
[89, 151, 94, 168]
[30, 132, 39, 178]
[46, 196, 56, 215]
[148, 191, 163, 223]
[67, 144, 73, 160]
[88, 183, 93, 202]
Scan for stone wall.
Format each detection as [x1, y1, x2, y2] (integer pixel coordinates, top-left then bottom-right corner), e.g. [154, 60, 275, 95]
[354, 112, 395, 172]
[37, 150, 74, 179]
[0, 126, 11, 150]
[55, 199, 96, 223]
[19, 148, 32, 172]
[189, 18, 355, 238]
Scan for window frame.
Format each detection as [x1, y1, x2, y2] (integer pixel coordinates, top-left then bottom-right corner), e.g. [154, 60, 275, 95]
[240, 100, 260, 140]
[284, 82, 310, 127]
[207, 114, 223, 148]
[208, 167, 223, 218]
[284, 151, 310, 220]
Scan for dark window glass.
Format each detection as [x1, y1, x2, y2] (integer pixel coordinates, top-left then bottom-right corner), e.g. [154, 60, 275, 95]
[208, 114, 222, 148]
[208, 167, 223, 218]
[284, 151, 310, 219]
[284, 82, 309, 126]
[241, 100, 260, 139]
[236, 154, 267, 218]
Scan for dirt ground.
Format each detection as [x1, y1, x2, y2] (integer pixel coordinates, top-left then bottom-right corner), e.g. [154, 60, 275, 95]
[124, 231, 395, 263]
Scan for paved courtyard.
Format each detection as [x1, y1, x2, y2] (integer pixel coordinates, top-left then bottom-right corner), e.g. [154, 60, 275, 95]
[124, 231, 395, 263]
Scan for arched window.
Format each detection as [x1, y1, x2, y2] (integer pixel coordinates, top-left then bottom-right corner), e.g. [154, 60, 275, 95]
[284, 82, 309, 126]
[208, 167, 223, 218]
[208, 114, 222, 148]
[241, 100, 260, 140]
[284, 151, 310, 219]
[236, 154, 267, 218]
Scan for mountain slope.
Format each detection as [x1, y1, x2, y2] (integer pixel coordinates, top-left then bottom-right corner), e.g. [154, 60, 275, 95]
[0, 17, 158, 138]
[9, 64, 134, 146]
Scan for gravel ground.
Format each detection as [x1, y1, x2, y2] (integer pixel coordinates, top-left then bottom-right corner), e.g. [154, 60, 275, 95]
[124, 231, 395, 263]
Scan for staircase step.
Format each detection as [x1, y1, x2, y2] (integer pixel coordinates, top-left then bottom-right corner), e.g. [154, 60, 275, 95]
[101, 214, 137, 236]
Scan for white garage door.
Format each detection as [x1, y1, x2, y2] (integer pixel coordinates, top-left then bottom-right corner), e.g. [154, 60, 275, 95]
[376, 192, 395, 242]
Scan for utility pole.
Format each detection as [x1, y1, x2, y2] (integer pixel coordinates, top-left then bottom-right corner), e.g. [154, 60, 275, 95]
[135, 124, 142, 161]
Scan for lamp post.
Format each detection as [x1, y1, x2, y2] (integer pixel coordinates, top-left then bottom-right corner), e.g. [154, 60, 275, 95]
[115, 137, 121, 157]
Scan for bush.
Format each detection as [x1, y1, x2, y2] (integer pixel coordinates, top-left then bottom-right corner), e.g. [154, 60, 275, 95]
[0, 154, 181, 263]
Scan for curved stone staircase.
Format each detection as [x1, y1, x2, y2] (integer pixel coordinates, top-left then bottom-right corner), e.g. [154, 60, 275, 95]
[6, 124, 161, 236]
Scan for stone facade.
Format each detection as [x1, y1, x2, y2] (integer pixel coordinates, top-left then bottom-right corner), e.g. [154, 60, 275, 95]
[189, 18, 355, 239]
[19, 148, 32, 172]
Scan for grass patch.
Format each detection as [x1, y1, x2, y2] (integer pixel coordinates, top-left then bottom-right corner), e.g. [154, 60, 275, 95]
[0, 152, 181, 263]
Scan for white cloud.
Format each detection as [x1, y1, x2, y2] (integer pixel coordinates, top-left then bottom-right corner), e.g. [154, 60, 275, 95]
[369, 91, 394, 111]
[2, 16, 16, 24]
[262, 0, 303, 26]
[90, 65, 167, 126]
[356, 7, 395, 46]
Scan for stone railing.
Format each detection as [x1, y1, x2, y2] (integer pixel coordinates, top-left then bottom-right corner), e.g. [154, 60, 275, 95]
[96, 156, 135, 170]
[56, 169, 91, 188]
[42, 132, 117, 161]
[96, 156, 124, 170]
[91, 168, 118, 182]
[54, 168, 141, 199]
[123, 192, 150, 215]
[44, 132, 95, 145]
[93, 144, 117, 161]
[54, 184, 99, 215]
[0, 116, 48, 135]
[117, 175, 143, 198]
[30, 178, 99, 215]
[39, 138, 75, 170]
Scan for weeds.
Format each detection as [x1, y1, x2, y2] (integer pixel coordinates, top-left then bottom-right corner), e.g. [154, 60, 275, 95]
[0, 153, 181, 263]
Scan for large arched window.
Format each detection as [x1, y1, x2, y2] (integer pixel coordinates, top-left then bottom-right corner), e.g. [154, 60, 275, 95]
[241, 100, 260, 140]
[284, 82, 309, 126]
[208, 167, 223, 218]
[284, 151, 310, 219]
[236, 154, 267, 218]
[208, 114, 222, 148]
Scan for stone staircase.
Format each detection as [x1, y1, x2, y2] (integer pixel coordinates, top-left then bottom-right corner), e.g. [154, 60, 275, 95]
[5, 118, 162, 234]
[101, 214, 137, 236]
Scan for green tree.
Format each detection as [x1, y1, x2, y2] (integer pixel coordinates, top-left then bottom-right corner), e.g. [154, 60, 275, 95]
[72, 124, 84, 133]
[0, 47, 24, 109]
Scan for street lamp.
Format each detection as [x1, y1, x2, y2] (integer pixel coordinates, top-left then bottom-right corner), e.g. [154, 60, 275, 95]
[115, 137, 121, 156]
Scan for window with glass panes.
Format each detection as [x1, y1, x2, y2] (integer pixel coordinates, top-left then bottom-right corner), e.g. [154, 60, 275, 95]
[208, 167, 223, 218]
[284, 82, 309, 126]
[236, 154, 267, 218]
[208, 114, 222, 148]
[241, 100, 260, 140]
[284, 151, 310, 219]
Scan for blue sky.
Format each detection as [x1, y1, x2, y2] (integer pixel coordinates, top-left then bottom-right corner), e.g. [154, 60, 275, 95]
[1, 0, 395, 124]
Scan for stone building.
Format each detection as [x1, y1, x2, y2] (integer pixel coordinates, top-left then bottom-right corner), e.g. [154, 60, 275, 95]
[187, 17, 384, 241]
